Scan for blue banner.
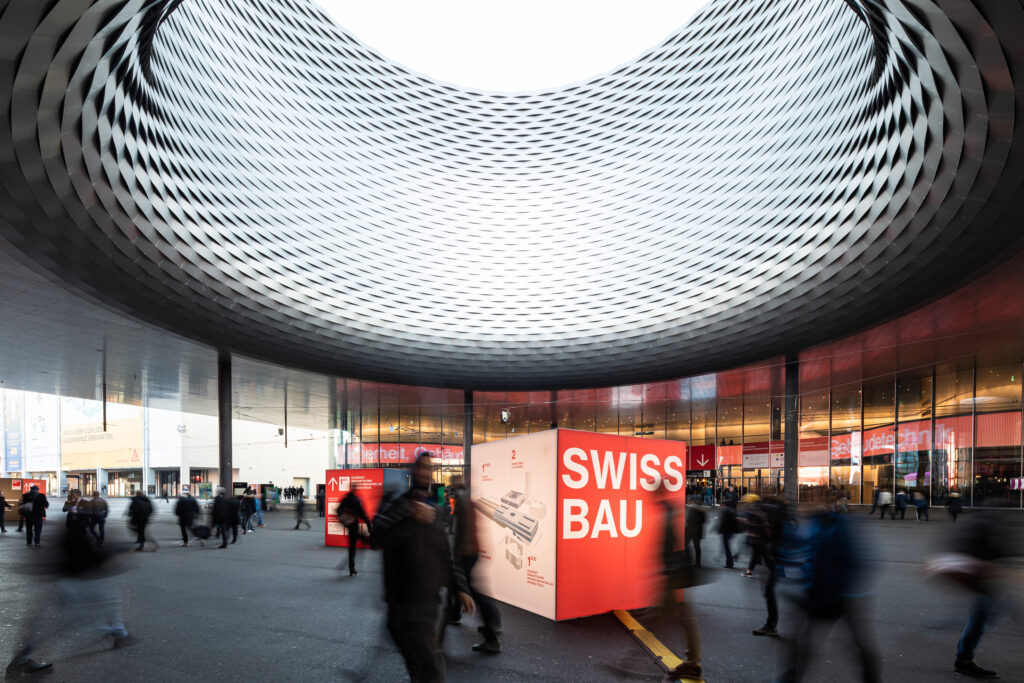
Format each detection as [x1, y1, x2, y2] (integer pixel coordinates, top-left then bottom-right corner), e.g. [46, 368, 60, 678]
[4, 391, 24, 472]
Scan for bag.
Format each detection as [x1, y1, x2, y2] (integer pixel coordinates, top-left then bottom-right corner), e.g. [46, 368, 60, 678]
[922, 553, 989, 591]
[18, 502, 32, 516]
[191, 525, 212, 540]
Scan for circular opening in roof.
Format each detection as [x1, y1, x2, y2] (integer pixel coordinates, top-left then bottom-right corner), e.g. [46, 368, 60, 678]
[313, 0, 709, 93]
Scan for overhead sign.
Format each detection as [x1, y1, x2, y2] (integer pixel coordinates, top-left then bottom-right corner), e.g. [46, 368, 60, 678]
[687, 445, 714, 471]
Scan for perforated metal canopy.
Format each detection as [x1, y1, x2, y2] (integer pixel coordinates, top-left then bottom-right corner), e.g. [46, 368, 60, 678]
[1, 0, 1024, 390]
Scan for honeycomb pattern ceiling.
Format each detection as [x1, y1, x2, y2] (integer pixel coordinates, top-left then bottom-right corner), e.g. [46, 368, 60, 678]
[1, 0, 1024, 390]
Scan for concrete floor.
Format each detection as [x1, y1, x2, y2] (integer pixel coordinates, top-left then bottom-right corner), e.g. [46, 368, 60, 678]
[1, 501, 1022, 682]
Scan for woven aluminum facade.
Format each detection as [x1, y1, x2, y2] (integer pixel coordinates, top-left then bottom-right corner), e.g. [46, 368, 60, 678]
[1, 0, 1024, 389]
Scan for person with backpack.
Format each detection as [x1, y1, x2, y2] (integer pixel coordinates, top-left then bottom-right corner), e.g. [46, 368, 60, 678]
[128, 490, 155, 552]
[175, 493, 200, 546]
[912, 491, 930, 521]
[240, 491, 257, 534]
[776, 492, 880, 682]
[212, 488, 232, 548]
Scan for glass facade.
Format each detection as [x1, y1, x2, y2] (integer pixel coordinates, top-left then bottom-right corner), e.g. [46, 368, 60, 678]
[339, 358, 1024, 508]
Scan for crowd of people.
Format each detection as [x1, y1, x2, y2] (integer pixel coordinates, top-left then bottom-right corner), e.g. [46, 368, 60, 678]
[2, 466, 1018, 682]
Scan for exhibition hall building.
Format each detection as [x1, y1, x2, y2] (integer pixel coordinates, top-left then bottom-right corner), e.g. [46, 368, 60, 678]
[1, 0, 1024, 512]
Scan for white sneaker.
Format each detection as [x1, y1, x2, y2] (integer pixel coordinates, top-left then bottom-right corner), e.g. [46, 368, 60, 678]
[180, 542, 188, 547]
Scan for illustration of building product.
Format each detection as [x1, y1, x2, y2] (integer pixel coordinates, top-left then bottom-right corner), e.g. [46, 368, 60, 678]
[500, 489, 525, 508]
[478, 497, 540, 543]
[505, 536, 524, 570]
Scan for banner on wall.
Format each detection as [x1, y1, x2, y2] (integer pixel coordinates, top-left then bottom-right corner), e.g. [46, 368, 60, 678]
[472, 429, 687, 621]
[3, 391, 25, 472]
[24, 392, 60, 472]
[60, 398, 144, 470]
[343, 443, 463, 466]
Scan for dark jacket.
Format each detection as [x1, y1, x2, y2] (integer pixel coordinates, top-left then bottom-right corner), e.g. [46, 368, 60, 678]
[451, 487, 478, 558]
[175, 496, 200, 525]
[718, 505, 740, 535]
[337, 491, 371, 526]
[22, 491, 48, 519]
[0, 493, 11, 511]
[212, 494, 231, 525]
[128, 495, 153, 523]
[240, 495, 257, 516]
[685, 505, 706, 543]
[229, 497, 242, 522]
[371, 488, 468, 607]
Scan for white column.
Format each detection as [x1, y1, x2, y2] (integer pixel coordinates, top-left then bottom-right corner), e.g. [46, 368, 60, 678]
[96, 468, 109, 496]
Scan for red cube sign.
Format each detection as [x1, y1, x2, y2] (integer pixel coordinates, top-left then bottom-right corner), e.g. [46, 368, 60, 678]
[472, 429, 687, 620]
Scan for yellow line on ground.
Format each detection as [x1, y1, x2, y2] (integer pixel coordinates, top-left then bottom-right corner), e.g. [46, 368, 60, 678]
[611, 609, 706, 683]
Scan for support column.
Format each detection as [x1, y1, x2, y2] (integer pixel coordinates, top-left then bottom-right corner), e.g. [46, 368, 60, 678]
[218, 351, 233, 493]
[783, 354, 799, 506]
[180, 465, 190, 496]
[463, 390, 473, 491]
[96, 468, 109, 496]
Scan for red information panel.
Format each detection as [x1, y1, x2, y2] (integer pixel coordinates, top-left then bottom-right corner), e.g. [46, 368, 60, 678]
[324, 469, 384, 548]
[555, 430, 687, 621]
[687, 444, 715, 471]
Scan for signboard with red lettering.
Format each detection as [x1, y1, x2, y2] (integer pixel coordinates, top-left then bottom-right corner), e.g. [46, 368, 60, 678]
[472, 429, 687, 621]
[324, 469, 384, 549]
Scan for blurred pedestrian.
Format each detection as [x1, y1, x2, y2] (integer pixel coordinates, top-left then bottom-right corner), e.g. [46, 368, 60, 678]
[838, 486, 850, 513]
[717, 497, 740, 568]
[254, 494, 265, 527]
[447, 475, 503, 654]
[743, 494, 785, 637]
[88, 491, 108, 545]
[946, 511, 1008, 678]
[0, 489, 11, 533]
[175, 492, 200, 546]
[241, 491, 257, 534]
[337, 488, 371, 576]
[62, 491, 80, 528]
[893, 489, 908, 520]
[685, 499, 706, 568]
[372, 453, 473, 682]
[316, 487, 326, 518]
[128, 490, 156, 552]
[946, 492, 963, 523]
[4, 507, 136, 679]
[876, 490, 892, 520]
[228, 495, 242, 542]
[293, 495, 311, 530]
[655, 481, 703, 680]
[212, 488, 231, 549]
[22, 485, 48, 547]
[868, 488, 879, 515]
[912, 491, 929, 521]
[777, 492, 880, 682]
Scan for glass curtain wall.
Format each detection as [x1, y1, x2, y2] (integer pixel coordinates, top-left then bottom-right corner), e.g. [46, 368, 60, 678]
[336, 359, 1024, 507]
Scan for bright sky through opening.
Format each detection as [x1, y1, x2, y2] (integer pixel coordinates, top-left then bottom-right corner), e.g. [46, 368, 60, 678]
[314, 1, 710, 92]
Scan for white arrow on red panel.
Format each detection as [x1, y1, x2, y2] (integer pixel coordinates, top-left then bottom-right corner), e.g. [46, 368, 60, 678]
[695, 455, 711, 468]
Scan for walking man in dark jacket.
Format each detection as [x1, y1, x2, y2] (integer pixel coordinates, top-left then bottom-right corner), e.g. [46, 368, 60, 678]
[175, 493, 200, 546]
[212, 488, 231, 548]
[128, 490, 156, 552]
[23, 486, 48, 547]
[88, 491, 108, 544]
[718, 499, 740, 568]
[372, 453, 474, 681]
[337, 489, 371, 575]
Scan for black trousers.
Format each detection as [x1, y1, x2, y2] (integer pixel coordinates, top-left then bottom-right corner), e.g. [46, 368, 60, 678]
[135, 520, 148, 548]
[388, 603, 445, 683]
[780, 598, 880, 682]
[722, 533, 735, 567]
[462, 554, 501, 639]
[763, 553, 779, 628]
[346, 523, 360, 572]
[25, 518, 42, 545]
[217, 523, 229, 546]
[179, 521, 190, 543]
